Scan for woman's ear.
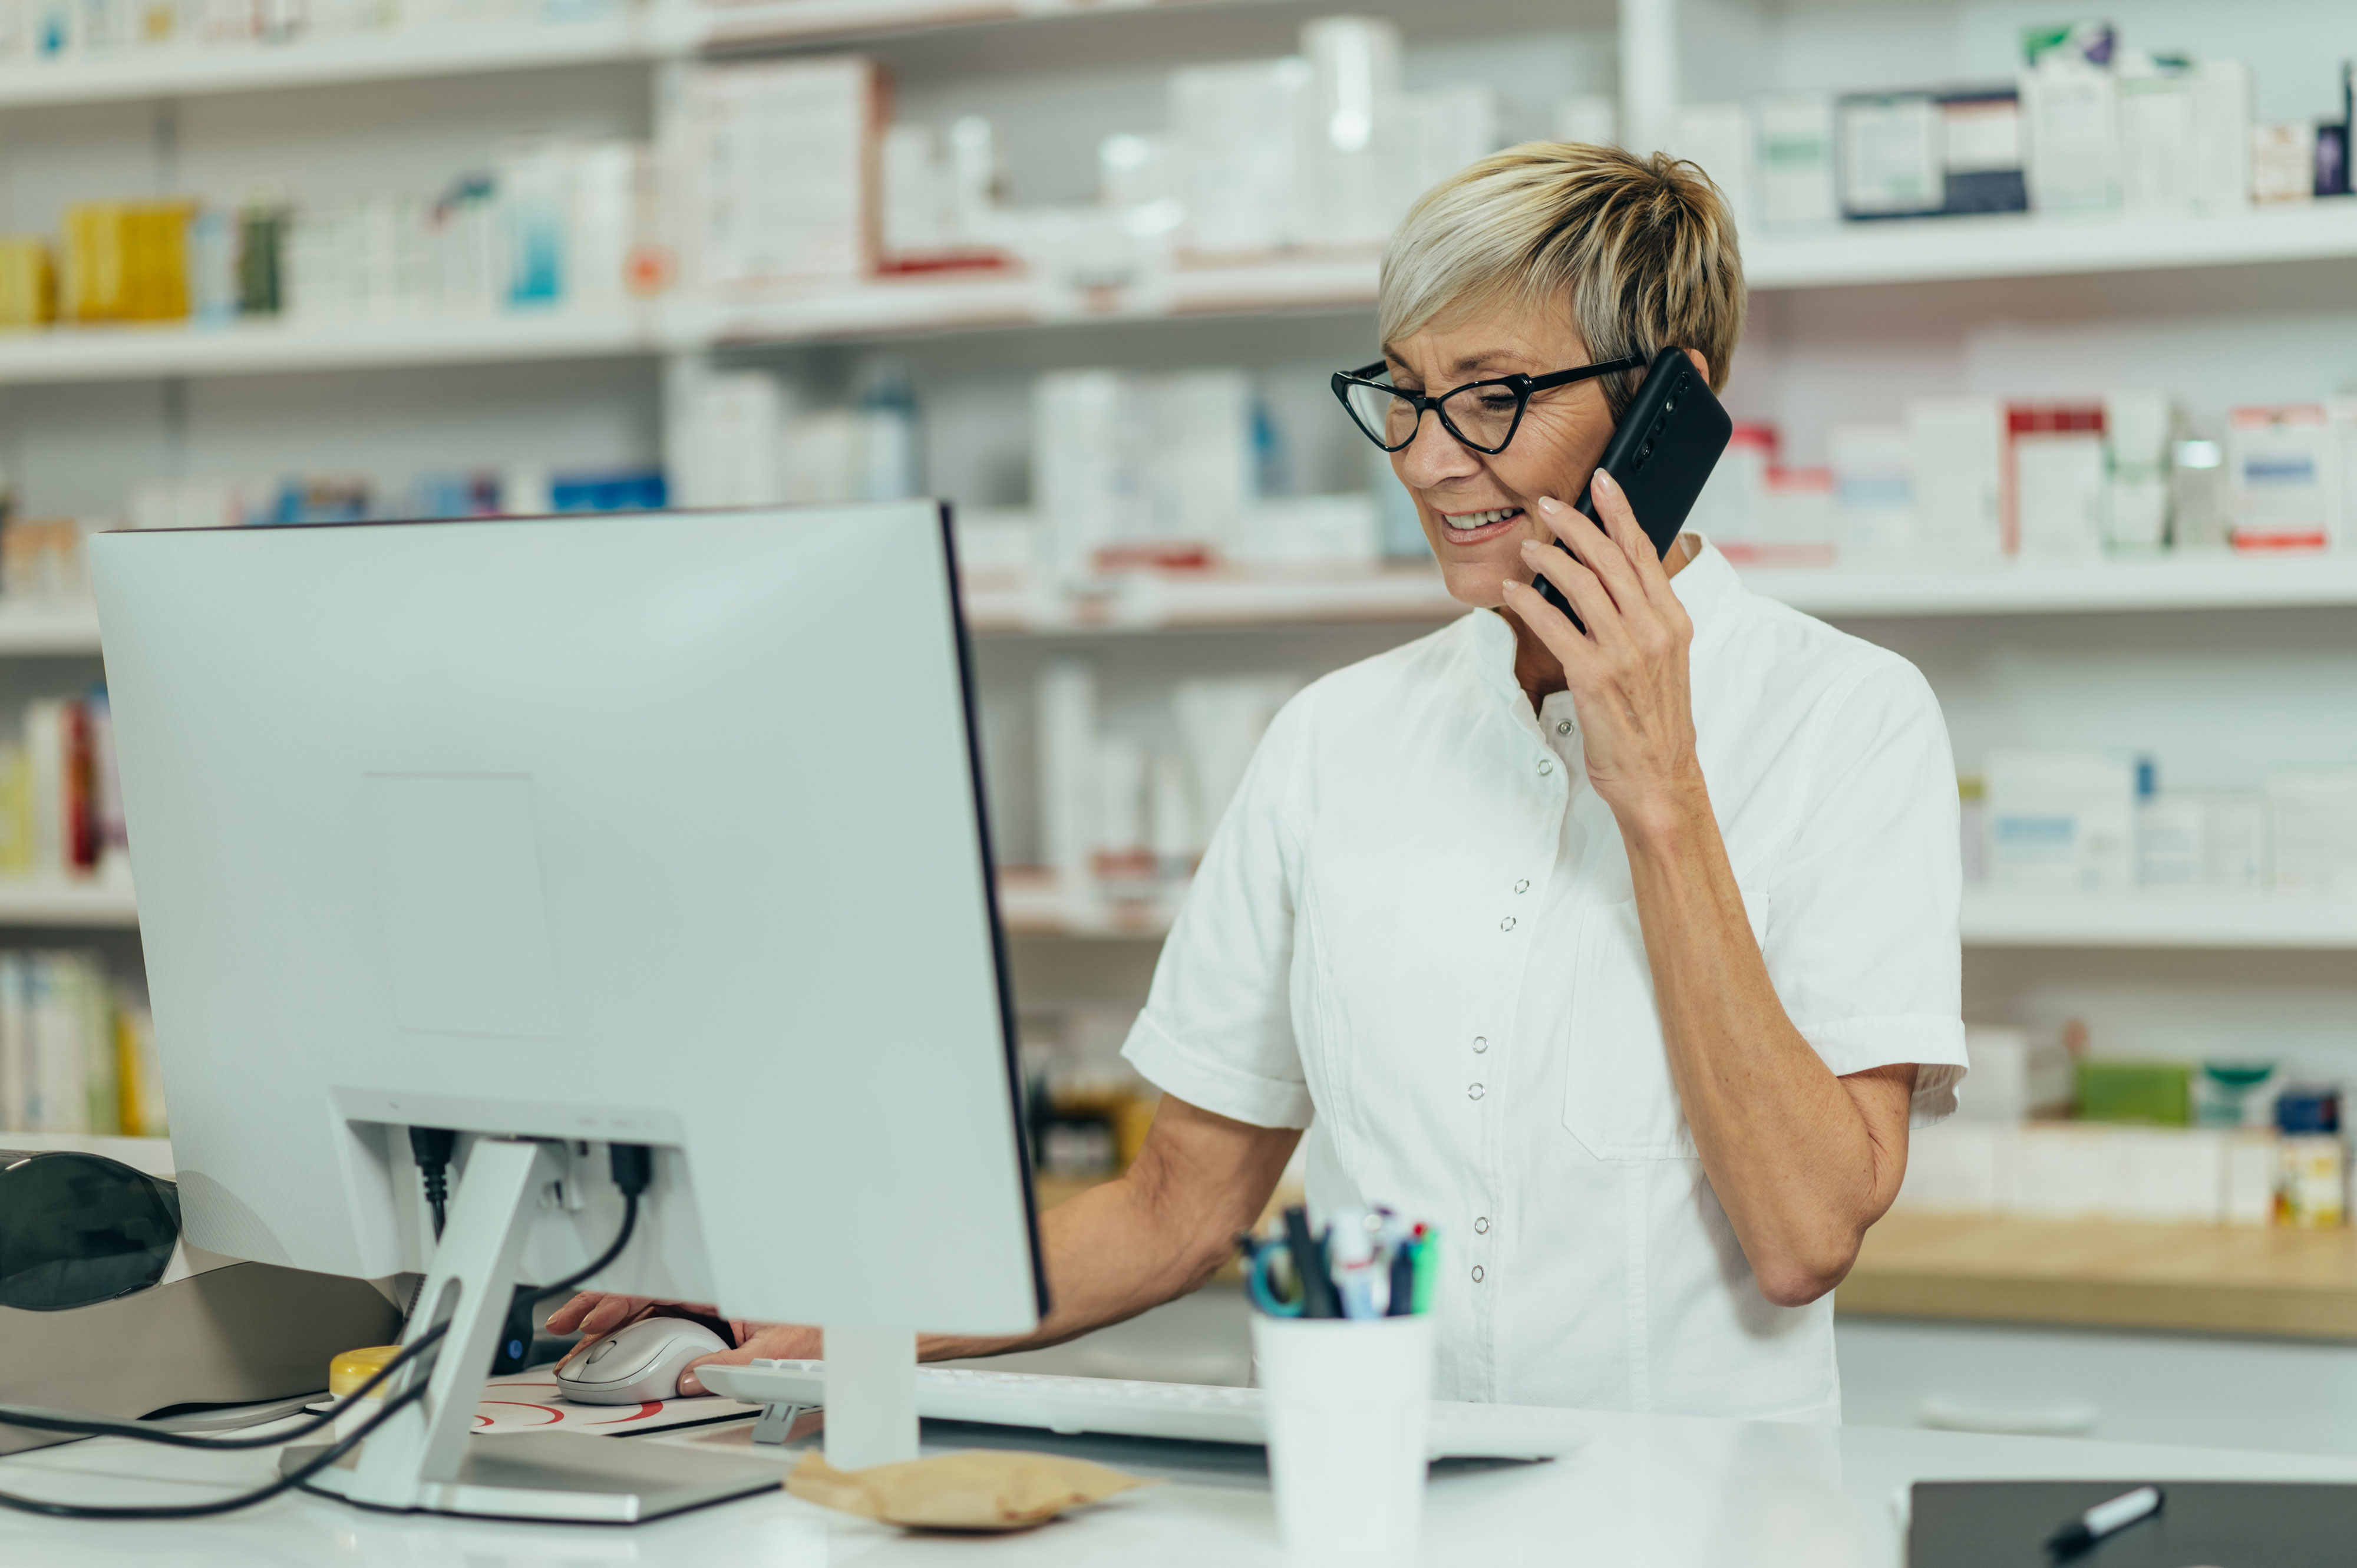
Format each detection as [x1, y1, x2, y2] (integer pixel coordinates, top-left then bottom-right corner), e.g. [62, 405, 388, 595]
[1682, 347, 1711, 383]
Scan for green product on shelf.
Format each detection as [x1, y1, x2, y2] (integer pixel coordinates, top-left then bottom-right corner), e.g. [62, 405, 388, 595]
[2074, 1059, 2193, 1126]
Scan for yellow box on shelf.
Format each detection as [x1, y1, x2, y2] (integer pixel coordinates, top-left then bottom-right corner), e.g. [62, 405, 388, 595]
[0, 238, 55, 329]
[62, 202, 193, 323]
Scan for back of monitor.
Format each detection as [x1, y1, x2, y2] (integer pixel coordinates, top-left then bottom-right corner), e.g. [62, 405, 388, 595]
[92, 503, 1041, 1339]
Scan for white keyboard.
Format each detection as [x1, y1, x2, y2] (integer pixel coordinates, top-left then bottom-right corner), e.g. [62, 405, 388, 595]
[692, 1361, 1561, 1461]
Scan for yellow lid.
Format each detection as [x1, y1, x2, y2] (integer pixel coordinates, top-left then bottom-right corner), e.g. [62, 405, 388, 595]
[329, 1345, 404, 1399]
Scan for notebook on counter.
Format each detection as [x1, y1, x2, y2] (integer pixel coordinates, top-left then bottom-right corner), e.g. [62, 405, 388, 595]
[1909, 1480, 2357, 1567]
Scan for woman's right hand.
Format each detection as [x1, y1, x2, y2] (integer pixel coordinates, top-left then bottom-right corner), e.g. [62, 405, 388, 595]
[544, 1292, 703, 1349]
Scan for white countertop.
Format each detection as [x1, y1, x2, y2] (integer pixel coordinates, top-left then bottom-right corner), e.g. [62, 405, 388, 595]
[2, 1404, 2351, 1566]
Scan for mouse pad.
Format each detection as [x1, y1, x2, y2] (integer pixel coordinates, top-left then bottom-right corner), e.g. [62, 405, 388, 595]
[1909, 1480, 2357, 1567]
[473, 1374, 761, 1438]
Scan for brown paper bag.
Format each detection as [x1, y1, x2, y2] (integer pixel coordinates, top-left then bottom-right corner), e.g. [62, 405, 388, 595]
[785, 1447, 1158, 1532]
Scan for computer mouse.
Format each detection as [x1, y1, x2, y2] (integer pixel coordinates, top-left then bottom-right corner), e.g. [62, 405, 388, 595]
[553, 1316, 728, 1405]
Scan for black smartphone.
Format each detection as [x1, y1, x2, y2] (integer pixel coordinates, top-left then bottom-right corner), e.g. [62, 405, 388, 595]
[1534, 345, 1733, 625]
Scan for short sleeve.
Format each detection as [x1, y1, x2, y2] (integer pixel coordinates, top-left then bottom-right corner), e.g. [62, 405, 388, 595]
[1763, 658, 1968, 1127]
[1120, 693, 1315, 1130]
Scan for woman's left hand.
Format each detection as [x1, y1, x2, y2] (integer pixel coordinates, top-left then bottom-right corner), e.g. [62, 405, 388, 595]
[1497, 470, 1706, 834]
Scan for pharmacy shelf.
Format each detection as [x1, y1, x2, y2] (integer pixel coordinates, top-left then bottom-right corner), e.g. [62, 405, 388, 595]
[1959, 891, 2357, 950]
[696, 253, 1382, 349]
[0, 16, 651, 108]
[0, 0, 1302, 108]
[0, 605, 104, 655]
[0, 1132, 173, 1173]
[684, 0, 1272, 51]
[0, 310, 664, 386]
[966, 554, 2357, 637]
[1844, 1211, 2357, 1341]
[963, 566, 1459, 636]
[1005, 880, 2357, 949]
[1744, 554, 2357, 619]
[1744, 202, 2357, 291]
[0, 882, 140, 928]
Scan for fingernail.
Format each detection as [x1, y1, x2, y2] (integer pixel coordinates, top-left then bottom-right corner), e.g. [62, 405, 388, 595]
[1536, 495, 1563, 513]
[679, 1372, 703, 1397]
[1519, 539, 1540, 554]
[1594, 470, 1620, 492]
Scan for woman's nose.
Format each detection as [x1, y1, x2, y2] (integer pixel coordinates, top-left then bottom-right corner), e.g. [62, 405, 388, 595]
[1392, 412, 1482, 488]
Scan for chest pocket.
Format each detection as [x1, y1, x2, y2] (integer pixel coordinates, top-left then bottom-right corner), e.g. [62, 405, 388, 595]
[1560, 880, 1771, 1161]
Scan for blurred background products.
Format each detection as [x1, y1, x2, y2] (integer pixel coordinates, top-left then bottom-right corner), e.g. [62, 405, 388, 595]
[0, 950, 159, 1138]
[0, 0, 2348, 1464]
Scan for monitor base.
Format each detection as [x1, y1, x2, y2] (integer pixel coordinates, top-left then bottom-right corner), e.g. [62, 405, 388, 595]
[288, 1430, 789, 1524]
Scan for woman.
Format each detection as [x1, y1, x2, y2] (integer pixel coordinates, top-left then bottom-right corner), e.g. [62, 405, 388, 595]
[556, 143, 1966, 1421]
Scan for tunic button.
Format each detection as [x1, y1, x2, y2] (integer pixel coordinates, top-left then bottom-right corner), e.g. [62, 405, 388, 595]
[1474, 1216, 1491, 1234]
[1471, 1266, 1485, 1283]
[1499, 916, 1516, 932]
[1537, 759, 1554, 776]
[1513, 879, 1529, 894]
[1467, 1083, 1484, 1101]
[1557, 720, 1573, 735]
[1471, 1036, 1488, 1054]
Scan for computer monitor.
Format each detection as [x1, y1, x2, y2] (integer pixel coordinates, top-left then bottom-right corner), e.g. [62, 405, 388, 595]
[90, 503, 1044, 1521]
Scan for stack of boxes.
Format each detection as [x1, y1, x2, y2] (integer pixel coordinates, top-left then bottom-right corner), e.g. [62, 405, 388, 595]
[0, 953, 161, 1140]
[1903, 1029, 2349, 1230]
[0, 0, 625, 65]
[1969, 751, 2357, 900]
[1701, 394, 2357, 567]
[0, 138, 671, 333]
[1679, 34, 2351, 229]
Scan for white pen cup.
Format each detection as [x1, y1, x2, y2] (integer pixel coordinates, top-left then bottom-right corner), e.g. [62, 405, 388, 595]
[1250, 1312, 1436, 1568]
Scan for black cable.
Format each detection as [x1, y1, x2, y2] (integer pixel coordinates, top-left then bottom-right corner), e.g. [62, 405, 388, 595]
[409, 1127, 457, 1242]
[0, 1322, 449, 1452]
[531, 1188, 642, 1305]
[0, 1143, 653, 1519]
[0, 1371, 433, 1521]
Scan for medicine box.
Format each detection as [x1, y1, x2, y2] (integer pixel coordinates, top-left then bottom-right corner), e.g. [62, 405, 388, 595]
[1831, 422, 1914, 559]
[2005, 402, 2107, 560]
[2075, 1059, 2193, 1126]
[1985, 750, 2137, 894]
[1755, 95, 1837, 226]
[1954, 1025, 2073, 1121]
[2227, 405, 2332, 552]
[2266, 765, 2357, 894]
[684, 57, 880, 293]
[2019, 61, 2121, 213]
[1897, 1122, 2278, 1227]
[2251, 122, 2317, 203]
[1906, 397, 2005, 562]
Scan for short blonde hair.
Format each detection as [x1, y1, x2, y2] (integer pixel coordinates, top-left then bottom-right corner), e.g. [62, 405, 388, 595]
[1378, 143, 1745, 418]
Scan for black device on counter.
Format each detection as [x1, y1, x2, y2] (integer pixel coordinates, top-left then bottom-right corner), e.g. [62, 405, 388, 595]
[1534, 345, 1734, 628]
[0, 1149, 182, 1312]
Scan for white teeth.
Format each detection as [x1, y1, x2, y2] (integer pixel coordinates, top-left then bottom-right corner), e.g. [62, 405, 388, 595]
[1448, 507, 1519, 530]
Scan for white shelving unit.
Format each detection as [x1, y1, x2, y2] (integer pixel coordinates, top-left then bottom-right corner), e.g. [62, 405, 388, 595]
[997, 880, 2357, 952]
[962, 554, 2357, 636]
[1745, 556, 2357, 619]
[0, 0, 1300, 111]
[0, 605, 104, 655]
[0, 16, 651, 106]
[0, 0, 2349, 1098]
[1959, 892, 2357, 952]
[1742, 205, 2357, 292]
[6, 207, 2354, 382]
[0, 311, 666, 387]
[0, 881, 140, 928]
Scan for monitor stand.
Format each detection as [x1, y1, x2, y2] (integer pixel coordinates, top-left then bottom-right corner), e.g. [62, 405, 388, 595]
[281, 1137, 831, 1524]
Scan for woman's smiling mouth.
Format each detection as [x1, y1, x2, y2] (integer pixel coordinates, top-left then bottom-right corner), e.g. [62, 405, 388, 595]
[1438, 506, 1527, 544]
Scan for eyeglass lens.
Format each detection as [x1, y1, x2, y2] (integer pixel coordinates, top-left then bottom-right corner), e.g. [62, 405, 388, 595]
[1346, 379, 1523, 452]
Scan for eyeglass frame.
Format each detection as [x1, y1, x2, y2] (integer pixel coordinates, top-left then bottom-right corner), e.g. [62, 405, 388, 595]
[1330, 354, 1648, 455]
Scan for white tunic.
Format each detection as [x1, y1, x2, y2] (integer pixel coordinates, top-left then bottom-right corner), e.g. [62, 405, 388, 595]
[1122, 541, 1968, 1420]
